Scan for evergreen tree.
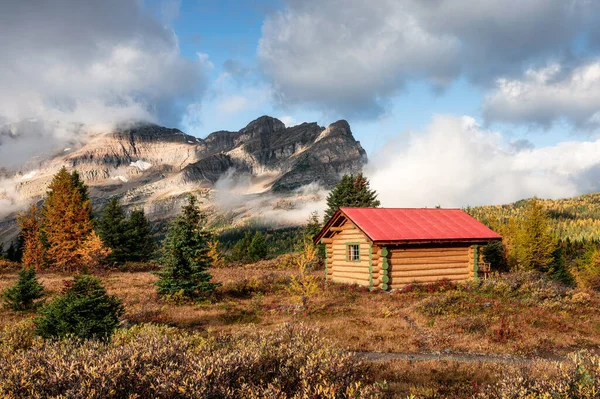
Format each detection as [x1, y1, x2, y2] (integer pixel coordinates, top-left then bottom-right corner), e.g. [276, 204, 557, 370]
[232, 231, 253, 262]
[548, 246, 575, 286]
[155, 195, 218, 300]
[42, 167, 106, 271]
[515, 198, 556, 272]
[124, 209, 156, 262]
[247, 231, 268, 262]
[6, 242, 16, 262]
[2, 268, 45, 311]
[324, 173, 380, 222]
[482, 241, 508, 273]
[97, 197, 127, 264]
[17, 204, 47, 269]
[0, 242, 4, 259]
[35, 274, 124, 340]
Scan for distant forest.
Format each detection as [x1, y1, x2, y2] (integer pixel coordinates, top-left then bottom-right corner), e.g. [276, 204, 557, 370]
[467, 192, 600, 242]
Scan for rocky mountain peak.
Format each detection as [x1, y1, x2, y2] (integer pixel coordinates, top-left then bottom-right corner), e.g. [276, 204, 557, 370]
[0, 116, 367, 245]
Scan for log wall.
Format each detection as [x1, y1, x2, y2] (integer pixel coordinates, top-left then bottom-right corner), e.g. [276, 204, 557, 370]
[385, 244, 474, 290]
[327, 219, 372, 287]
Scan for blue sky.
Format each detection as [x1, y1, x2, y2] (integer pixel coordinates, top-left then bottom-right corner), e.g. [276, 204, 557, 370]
[146, 0, 590, 154]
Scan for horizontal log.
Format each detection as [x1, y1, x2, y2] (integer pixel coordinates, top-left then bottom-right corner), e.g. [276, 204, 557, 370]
[332, 242, 369, 248]
[389, 268, 469, 278]
[391, 247, 468, 254]
[333, 270, 370, 278]
[389, 263, 469, 272]
[390, 256, 469, 265]
[331, 277, 370, 287]
[333, 265, 370, 273]
[390, 251, 468, 259]
[332, 274, 370, 283]
[321, 238, 334, 244]
[389, 274, 470, 285]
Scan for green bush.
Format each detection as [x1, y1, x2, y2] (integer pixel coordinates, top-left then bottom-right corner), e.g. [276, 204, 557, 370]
[34, 274, 124, 340]
[2, 268, 44, 311]
[0, 324, 383, 398]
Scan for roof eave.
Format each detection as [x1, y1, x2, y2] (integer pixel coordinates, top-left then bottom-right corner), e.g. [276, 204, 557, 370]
[372, 237, 502, 246]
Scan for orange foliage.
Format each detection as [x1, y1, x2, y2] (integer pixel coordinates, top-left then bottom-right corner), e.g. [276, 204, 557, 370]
[17, 204, 46, 269]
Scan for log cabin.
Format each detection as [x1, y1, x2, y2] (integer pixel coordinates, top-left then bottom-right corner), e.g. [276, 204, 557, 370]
[314, 208, 502, 291]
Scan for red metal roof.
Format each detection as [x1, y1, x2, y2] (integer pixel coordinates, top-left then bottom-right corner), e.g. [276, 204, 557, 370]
[336, 207, 501, 243]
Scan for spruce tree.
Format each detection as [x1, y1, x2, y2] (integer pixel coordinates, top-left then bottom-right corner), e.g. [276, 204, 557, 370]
[324, 173, 380, 222]
[97, 197, 127, 264]
[155, 195, 218, 300]
[0, 242, 4, 259]
[515, 198, 556, 272]
[35, 274, 123, 340]
[2, 268, 45, 311]
[124, 209, 156, 262]
[247, 231, 268, 262]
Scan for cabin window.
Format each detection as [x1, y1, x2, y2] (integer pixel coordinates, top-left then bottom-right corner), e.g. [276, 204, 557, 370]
[347, 244, 360, 261]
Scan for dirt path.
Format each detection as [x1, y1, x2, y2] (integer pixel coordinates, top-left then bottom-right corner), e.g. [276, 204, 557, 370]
[355, 351, 566, 365]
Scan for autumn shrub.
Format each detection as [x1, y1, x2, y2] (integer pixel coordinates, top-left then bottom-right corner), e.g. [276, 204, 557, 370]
[35, 274, 124, 340]
[463, 271, 571, 303]
[0, 259, 20, 274]
[119, 261, 160, 272]
[480, 351, 600, 399]
[219, 273, 290, 298]
[0, 319, 39, 351]
[0, 323, 384, 398]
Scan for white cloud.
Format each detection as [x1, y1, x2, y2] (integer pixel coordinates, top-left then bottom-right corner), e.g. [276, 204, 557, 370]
[279, 116, 295, 127]
[366, 115, 600, 208]
[483, 61, 600, 129]
[216, 95, 250, 116]
[258, 0, 600, 116]
[0, 0, 209, 167]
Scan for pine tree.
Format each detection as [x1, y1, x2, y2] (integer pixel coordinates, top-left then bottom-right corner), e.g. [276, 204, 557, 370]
[124, 209, 156, 262]
[0, 242, 4, 260]
[247, 231, 268, 262]
[97, 197, 127, 264]
[35, 274, 123, 339]
[17, 204, 47, 269]
[2, 267, 45, 311]
[42, 167, 103, 272]
[155, 195, 218, 300]
[515, 198, 556, 272]
[324, 173, 380, 222]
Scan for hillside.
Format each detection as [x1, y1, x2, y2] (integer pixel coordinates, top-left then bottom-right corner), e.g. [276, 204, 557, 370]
[468, 192, 600, 242]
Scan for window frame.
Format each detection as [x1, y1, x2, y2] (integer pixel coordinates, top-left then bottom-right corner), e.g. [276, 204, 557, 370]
[346, 242, 361, 262]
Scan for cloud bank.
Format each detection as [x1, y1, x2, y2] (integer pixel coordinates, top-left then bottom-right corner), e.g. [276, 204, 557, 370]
[484, 61, 600, 130]
[0, 0, 209, 167]
[366, 115, 600, 208]
[258, 0, 600, 117]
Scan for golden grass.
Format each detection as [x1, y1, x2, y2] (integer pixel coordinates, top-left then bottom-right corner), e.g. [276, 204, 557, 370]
[1, 266, 600, 358]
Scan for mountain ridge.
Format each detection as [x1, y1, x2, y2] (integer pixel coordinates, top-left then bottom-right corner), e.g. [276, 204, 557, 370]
[0, 115, 367, 245]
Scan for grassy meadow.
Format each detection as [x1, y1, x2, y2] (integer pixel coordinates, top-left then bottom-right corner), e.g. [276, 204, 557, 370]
[2, 258, 600, 398]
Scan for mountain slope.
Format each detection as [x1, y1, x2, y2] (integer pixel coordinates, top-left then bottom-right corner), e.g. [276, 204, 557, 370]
[468, 193, 600, 242]
[0, 116, 366, 245]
